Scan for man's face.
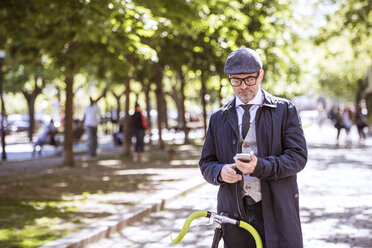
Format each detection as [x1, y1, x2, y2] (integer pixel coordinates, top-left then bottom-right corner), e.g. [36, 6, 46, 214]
[229, 70, 264, 104]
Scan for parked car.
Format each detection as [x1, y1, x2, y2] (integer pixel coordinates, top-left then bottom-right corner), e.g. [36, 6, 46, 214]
[7, 114, 30, 132]
[8, 120, 30, 132]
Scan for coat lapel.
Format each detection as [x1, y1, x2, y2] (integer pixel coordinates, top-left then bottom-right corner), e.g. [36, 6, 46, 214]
[223, 98, 239, 139]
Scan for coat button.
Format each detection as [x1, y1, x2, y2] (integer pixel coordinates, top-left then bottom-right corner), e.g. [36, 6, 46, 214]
[294, 194, 299, 198]
[232, 139, 236, 144]
[234, 213, 239, 218]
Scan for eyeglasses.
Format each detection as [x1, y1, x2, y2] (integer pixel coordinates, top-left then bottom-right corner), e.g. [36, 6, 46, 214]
[228, 74, 259, 87]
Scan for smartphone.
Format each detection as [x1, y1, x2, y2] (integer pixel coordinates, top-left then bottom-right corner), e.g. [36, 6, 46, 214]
[234, 153, 251, 162]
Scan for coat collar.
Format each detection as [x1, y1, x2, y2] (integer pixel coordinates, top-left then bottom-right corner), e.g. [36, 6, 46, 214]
[220, 89, 275, 140]
[222, 89, 277, 112]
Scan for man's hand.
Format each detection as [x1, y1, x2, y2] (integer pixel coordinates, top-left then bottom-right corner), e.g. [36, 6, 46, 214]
[234, 151, 257, 175]
[220, 163, 242, 183]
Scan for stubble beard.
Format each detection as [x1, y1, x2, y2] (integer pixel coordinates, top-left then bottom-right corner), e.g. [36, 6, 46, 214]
[237, 89, 256, 103]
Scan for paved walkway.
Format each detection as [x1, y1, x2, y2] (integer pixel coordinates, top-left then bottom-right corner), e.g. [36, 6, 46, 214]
[0, 128, 203, 179]
[86, 123, 372, 248]
[1, 122, 371, 248]
[1, 128, 205, 162]
[86, 183, 219, 248]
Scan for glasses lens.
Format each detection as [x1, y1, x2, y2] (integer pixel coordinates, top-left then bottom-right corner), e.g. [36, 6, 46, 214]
[230, 78, 241, 86]
[245, 77, 256, 85]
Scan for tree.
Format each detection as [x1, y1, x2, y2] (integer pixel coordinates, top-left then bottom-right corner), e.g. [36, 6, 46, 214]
[4, 52, 56, 142]
[312, 0, 372, 103]
[1, 0, 152, 164]
[0, 0, 310, 160]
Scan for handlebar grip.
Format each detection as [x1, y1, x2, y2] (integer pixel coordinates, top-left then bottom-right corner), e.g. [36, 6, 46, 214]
[171, 210, 208, 244]
[239, 220, 263, 248]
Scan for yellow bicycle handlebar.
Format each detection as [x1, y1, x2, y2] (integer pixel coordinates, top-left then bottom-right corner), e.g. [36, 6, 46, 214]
[171, 210, 208, 244]
[171, 210, 262, 248]
[239, 220, 263, 248]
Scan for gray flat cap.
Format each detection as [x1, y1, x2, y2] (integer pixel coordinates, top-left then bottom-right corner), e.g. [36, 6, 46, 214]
[224, 46, 262, 74]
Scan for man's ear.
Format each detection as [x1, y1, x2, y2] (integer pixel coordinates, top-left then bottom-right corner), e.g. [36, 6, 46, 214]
[258, 69, 264, 79]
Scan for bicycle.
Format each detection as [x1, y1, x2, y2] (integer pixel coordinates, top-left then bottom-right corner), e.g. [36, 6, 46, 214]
[171, 210, 263, 248]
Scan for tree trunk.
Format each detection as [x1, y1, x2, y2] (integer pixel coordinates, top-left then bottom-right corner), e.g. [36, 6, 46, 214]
[143, 82, 152, 144]
[0, 65, 6, 161]
[111, 90, 124, 132]
[154, 63, 164, 149]
[22, 79, 43, 142]
[103, 97, 108, 135]
[366, 91, 372, 125]
[161, 92, 168, 129]
[178, 69, 189, 143]
[28, 100, 35, 141]
[64, 75, 74, 166]
[135, 93, 139, 104]
[365, 66, 372, 126]
[170, 79, 182, 124]
[123, 76, 131, 156]
[200, 71, 207, 137]
[63, 41, 77, 167]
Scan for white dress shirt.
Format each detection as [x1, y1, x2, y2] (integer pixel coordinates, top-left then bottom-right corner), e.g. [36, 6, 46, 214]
[83, 104, 101, 127]
[235, 88, 264, 135]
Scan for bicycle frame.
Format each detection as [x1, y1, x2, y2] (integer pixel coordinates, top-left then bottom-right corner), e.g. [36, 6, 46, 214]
[171, 210, 262, 248]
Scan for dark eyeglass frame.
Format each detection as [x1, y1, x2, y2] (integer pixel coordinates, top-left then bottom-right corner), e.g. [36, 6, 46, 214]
[228, 74, 259, 87]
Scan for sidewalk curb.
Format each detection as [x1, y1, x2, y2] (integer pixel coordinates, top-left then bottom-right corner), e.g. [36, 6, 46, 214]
[40, 177, 206, 248]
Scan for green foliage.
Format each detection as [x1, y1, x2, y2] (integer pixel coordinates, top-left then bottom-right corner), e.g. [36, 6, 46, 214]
[311, 0, 372, 101]
[1, 0, 307, 106]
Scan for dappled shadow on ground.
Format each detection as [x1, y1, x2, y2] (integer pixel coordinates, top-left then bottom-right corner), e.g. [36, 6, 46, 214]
[0, 197, 112, 248]
[302, 206, 372, 229]
[302, 206, 372, 248]
[85, 184, 219, 248]
[307, 142, 370, 150]
[113, 207, 215, 248]
[300, 143, 372, 248]
[0, 143, 203, 248]
[307, 145, 372, 170]
[323, 234, 372, 248]
[0, 144, 203, 198]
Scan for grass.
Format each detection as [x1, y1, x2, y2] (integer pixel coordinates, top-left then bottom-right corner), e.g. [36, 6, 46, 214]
[0, 143, 202, 247]
[0, 197, 82, 247]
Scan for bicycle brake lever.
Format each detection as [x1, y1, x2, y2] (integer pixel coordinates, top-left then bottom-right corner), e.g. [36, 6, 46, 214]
[194, 216, 214, 228]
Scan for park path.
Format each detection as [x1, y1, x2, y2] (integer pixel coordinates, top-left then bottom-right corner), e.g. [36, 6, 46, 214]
[86, 123, 372, 248]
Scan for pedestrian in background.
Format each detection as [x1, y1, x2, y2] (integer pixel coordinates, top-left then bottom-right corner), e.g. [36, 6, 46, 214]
[113, 117, 124, 146]
[343, 106, 353, 147]
[130, 103, 148, 162]
[199, 46, 308, 247]
[331, 106, 344, 147]
[32, 119, 58, 156]
[316, 105, 328, 129]
[355, 105, 367, 147]
[83, 97, 101, 157]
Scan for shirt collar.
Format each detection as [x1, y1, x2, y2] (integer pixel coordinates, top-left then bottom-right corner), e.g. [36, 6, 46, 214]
[235, 87, 263, 108]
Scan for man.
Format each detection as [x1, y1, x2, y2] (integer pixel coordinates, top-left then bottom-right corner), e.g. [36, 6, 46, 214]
[83, 97, 101, 157]
[199, 46, 307, 248]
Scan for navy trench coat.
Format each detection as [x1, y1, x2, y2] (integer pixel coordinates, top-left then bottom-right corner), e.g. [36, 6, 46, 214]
[199, 89, 307, 248]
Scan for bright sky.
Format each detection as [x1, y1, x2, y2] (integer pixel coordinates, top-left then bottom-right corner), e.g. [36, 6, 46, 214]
[292, 0, 340, 38]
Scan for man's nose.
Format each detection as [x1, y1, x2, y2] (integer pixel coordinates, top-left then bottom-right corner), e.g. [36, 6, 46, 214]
[240, 81, 249, 89]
